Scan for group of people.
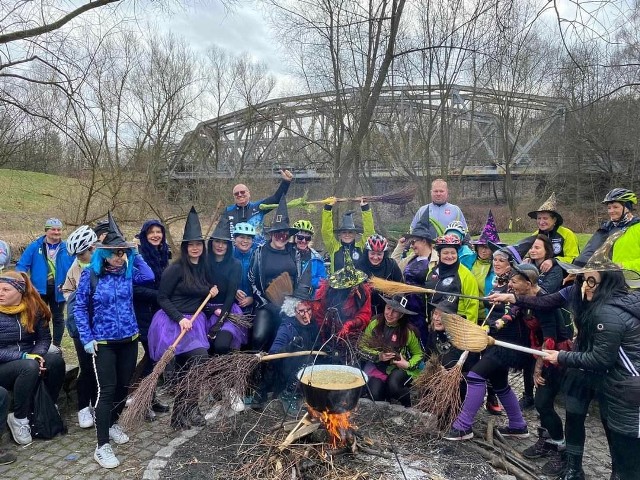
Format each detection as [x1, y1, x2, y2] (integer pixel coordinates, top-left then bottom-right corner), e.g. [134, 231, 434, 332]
[0, 175, 637, 480]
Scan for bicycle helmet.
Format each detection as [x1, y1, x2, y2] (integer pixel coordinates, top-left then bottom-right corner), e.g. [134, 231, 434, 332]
[601, 188, 637, 206]
[365, 234, 388, 252]
[444, 220, 467, 238]
[66, 225, 97, 256]
[233, 222, 256, 237]
[292, 219, 314, 235]
[434, 234, 462, 251]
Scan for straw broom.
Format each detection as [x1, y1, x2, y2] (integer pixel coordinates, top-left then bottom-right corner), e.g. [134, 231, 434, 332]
[265, 272, 294, 307]
[369, 277, 488, 301]
[120, 293, 212, 430]
[306, 185, 419, 206]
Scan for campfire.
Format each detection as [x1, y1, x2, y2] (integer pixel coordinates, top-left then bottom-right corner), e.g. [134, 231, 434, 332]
[307, 406, 356, 448]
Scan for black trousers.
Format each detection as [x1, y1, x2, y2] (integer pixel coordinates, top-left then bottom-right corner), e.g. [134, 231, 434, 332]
[535, 366, 564, 441]
[0, 353, 65, 419]
[173, 348, 208, 418]
[609, 430, 640, 480]
[367, 369, 412, 407]
[72, 337, 98, 410]
[42, 285, 65, 346]
[93, 341, 138, 446]
[251, 304, 281, 351]
[0, 386, 9, 436]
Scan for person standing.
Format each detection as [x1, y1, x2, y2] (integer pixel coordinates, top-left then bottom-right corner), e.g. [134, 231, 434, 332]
[411, 179, 467, 233]
[225, 169, 294, 244]
[16, 218, 73, 347]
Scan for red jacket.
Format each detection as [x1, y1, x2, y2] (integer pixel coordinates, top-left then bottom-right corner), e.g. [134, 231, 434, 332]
[312, 280, 372, 340]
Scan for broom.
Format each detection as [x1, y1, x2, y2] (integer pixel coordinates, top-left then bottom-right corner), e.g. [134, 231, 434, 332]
[119, 293, 212, 430]
[258, 194, 317, 214]
[369, 277, 487, 301]
[307, 185, 418, 206]
[265, 272, 294, 307]
[441, 312, 548, 357]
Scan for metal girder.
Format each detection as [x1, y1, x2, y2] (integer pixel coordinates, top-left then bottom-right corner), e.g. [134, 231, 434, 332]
[170, 84, 567, 180]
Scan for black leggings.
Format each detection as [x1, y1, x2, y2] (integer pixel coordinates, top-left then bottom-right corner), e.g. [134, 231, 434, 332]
[522, 355, 535, 398]
[471, 355, 509, 390]
[366, 369, 412, 407]
[173, 348, 208, 417]
[93, 341, 138, 446]
[535, 366, 564, 440]
[72, 337, 98, 410]
[209, 331, 234, 355]
[42, 286, 65, 347]
[0, 353, 65, 419]
[609, 430, 640, 480]
[252, 305, 281, 351]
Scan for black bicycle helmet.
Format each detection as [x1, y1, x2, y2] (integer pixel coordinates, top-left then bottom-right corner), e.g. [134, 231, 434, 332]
[602, 188, 637, 206]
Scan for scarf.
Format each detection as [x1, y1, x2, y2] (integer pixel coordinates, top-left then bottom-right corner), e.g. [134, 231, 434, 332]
[0, 302, 29, 329]
[104, 264, 125, 275]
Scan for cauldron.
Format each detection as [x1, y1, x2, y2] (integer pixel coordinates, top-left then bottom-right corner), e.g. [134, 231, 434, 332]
[297, 364, 368, 414]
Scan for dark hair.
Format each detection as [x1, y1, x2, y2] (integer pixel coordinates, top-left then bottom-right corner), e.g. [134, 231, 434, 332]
[371, 311, 414, 348]
[138, 220, 170, 282]
[569, 270, 627, 351]
[177, 241, 209, 290]
[532, 234, 554, 261]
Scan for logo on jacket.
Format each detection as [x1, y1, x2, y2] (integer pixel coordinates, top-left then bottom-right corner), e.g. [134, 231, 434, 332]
[441, 277, 454, 286]
[352, 251, 360, 260]
[552, 241, 561, 255]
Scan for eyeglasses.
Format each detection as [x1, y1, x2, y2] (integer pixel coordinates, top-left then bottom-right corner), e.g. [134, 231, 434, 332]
[233, 190, 247, 197]
[295, 234, 312, 242]
[296, 308, 313, 316]
[272, 232, 290, 241]
[583, 276, 600, 288]
[112, 250, 126, 258]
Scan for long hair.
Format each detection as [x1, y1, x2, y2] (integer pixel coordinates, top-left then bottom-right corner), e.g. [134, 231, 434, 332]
[569, 270, 627, 351]
[90, 248, 135, 278]
[371, 310, 414, 348]
[1, 271, 51, 332]
[138, 220, 170, 282]
[177, 241, 209, 290]
[533, 234, 554, 261]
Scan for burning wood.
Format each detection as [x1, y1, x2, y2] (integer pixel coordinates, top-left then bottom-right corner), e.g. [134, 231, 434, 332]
[307, 406, 357, 448]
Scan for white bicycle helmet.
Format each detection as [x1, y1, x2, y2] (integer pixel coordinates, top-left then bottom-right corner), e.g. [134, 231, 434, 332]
[67, 225, 98, 256]
[445, 220, 467, 237]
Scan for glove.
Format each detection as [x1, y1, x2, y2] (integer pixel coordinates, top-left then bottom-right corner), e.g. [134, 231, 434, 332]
[287, 336, 304, 352]
[22, 353, 43, 361]
[84, 341, 98, 356]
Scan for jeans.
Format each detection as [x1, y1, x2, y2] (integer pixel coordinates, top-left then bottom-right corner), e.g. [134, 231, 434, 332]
[0, 353, 65, 419]
[42, 285, 65, 346]
[72, 337, 98, 410]
[93, 340, 138, 446]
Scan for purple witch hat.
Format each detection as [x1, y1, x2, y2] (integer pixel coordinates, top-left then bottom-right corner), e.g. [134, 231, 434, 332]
[470, 210, 501, 245]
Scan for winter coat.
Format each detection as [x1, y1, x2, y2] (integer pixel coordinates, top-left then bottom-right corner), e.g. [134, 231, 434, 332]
[16, 236, 73, 302]
[533, 225, 579, 264]
[535, 261, 564, 294]
[575, 217, 640, 267]
[321, 204, 375, 273]
[425, 263, 479, 324]
[611, 222, 640, 273]
[74, 254, 154, 345]
[558, 292, 640, 438]
[296, 247, 327, 295]
[0, 311, 51, 363]
[410, 203, 465, 232]
[269, 314, 320, 355]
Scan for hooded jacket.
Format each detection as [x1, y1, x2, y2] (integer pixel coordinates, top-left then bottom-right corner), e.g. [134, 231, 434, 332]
[558, 292, 640, 438]
[16, 236, 73, 302]
[206, 238, 241, 320]
[575, 217, 640, 268]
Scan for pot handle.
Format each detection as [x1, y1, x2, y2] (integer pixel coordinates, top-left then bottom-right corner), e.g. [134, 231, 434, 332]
[258, 350, 328, 361]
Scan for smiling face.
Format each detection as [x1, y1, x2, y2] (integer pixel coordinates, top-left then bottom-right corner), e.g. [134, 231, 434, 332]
[411, 238, 431, 257]
[0, 281, 22, 307]
[106, 249, 128, 268]
[528, 239, 547, 262]
[270, 231, 290, 250]
[45, 227, 62, 244]
[234, 234, 254, 253]
[508, 273, 534, 295]
[439, 247, 458, 265]
[146, 225, 163, 247]
[536, 212, 556, 232]
[187, 241, 204, 263]
[339, 231, 356, 244]
[492, 254, 511, 276]
[212, 239, 228, 258]
[295, 232, 312, 251]
[431, 309, 445, 331]
[384, 304, 403, 325]
[232, 184, 251, 207]
[368, 250, 384, 266]
[606, 202, 626, 222]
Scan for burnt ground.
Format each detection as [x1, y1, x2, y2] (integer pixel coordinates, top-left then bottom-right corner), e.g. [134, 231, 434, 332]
[161, 398, 496, 480]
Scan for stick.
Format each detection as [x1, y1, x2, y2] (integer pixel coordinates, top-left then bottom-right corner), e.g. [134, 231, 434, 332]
[369, 277, 488, 301]
[258, 351, 328, 361]
[119, 293, 213, 430]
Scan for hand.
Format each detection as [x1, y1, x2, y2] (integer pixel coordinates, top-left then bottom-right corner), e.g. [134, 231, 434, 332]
[338, 323, 352, 338]
[239, 296, 254, 308]
[359, 196, 368, 207]
[235, 289, 246, 302]
[214, 308, 222, 317]
[379, 352, 396, 362]
[392, 354, 410, 370]
[540, 259, 553, 273]
[179, 318, 193, 332]
[494, 319, 505, 330]
[563, 273, 576, 286]
[323, 196, 337, 206]
[542, 349, 560, 365]
[209, 286, 219, 298]
[84, 341, 98, 356]
[23, 353, 43, 362]
[487, 293, 515, 304]
[280, 169, 294, 182]
[398, 236, 406, 245]
[533, 369, 545, 387]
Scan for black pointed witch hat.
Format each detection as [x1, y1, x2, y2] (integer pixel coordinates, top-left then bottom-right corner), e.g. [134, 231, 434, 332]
[406, 207, 438, 243]
[335, 211, 363, 234]
[488, 235, 535, 265]
[210, 215, 232, 242]
[182, 206, 204, 242]
[96, 211, 135, 249]
[265, 195, 296, 235]
[291, 264, 315, 301]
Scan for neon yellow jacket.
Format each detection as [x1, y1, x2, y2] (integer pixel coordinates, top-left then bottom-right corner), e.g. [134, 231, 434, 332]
[532, 225, 580, 264]
[321, 205, 375, 273]
[457, 264, 480, 324]
[612, 222, 640, 272]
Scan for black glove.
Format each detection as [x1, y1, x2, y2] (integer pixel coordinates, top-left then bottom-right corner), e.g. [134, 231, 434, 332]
[287, 336, 304, 352]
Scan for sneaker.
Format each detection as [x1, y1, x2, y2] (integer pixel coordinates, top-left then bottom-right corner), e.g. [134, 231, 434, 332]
[541, 448, 567, 476]
[108, 424, 129, 445]
[485, 395, 504, 416]
[7, 413, 32, 445]
[78, 406, 94, 429]
[518, 394, 535, 410]
[229, 390, 246, 413]
[522, 436, 553, 459]
[443, 427, 474, 441]
[0, 448, 17, 466]
[497, 425, 529, 438]
[94, 443, 120, 469]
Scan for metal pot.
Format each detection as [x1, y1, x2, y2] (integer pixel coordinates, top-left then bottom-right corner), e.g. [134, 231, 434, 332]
[296, 364, 368, 414]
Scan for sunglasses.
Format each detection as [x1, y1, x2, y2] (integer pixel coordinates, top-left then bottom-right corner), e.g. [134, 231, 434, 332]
[295, 234, 312, 242]
[233, 190, 248, 197]
[272, 232, 290, 240]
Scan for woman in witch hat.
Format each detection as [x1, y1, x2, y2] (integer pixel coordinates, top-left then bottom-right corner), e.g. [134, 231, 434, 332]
[248, 195, 298, 351]
[74, 212, 155, 469]
[206, 216, 247, 355]
[321, 197, 375, 273]
[528, 192, 580, 267]
[147, 207, 218, 430]
[358, 294, 424, 407]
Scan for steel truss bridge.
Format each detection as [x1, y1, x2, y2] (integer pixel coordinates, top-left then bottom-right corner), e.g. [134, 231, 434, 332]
[170, 84, 567, 182]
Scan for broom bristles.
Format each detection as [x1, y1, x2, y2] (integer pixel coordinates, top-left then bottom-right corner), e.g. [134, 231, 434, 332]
[362, 185, 418, 205]
[414, 362, 465, 430]
[441, 313, 489, 352]
[265, 272, 293, 306]
[369, 277, 432, 296]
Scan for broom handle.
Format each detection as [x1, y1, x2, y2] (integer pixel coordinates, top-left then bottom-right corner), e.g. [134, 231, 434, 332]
[259, 350, 328, 361]
[169, 293, 213, 350]
[426, 289, 488, 301]
[491, 339, 549, 358]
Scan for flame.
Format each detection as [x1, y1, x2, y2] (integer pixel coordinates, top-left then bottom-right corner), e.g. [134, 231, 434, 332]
[307, 406, 357, 448]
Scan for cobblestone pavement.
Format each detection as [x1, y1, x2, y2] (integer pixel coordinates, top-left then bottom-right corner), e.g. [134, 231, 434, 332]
[0, 373, 613, 480]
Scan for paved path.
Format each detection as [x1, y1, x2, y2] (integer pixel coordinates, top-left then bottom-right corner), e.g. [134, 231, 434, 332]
[0, 374, 613, 479]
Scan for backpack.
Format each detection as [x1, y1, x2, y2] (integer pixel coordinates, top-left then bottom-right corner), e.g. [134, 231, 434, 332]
[29, 380, 67, 439]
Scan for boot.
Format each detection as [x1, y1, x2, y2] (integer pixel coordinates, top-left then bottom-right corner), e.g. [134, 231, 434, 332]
[564, 452, 586, 480]
[541, 445, 567, 477]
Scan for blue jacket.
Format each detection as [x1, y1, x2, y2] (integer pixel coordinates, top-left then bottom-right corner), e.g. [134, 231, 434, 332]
[74, 255, 154, 345]
[16, 236, 73, 302]
[269, 314, 319, 355]
[296, 248, 326, 295]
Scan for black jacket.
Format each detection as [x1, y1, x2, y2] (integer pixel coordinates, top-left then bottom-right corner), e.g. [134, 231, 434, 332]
[0, 311, 51, 363]
[558, 292, 640, 438]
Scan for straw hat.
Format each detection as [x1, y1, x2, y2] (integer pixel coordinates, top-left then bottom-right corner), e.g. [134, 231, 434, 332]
[528, 192, 564, 225]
